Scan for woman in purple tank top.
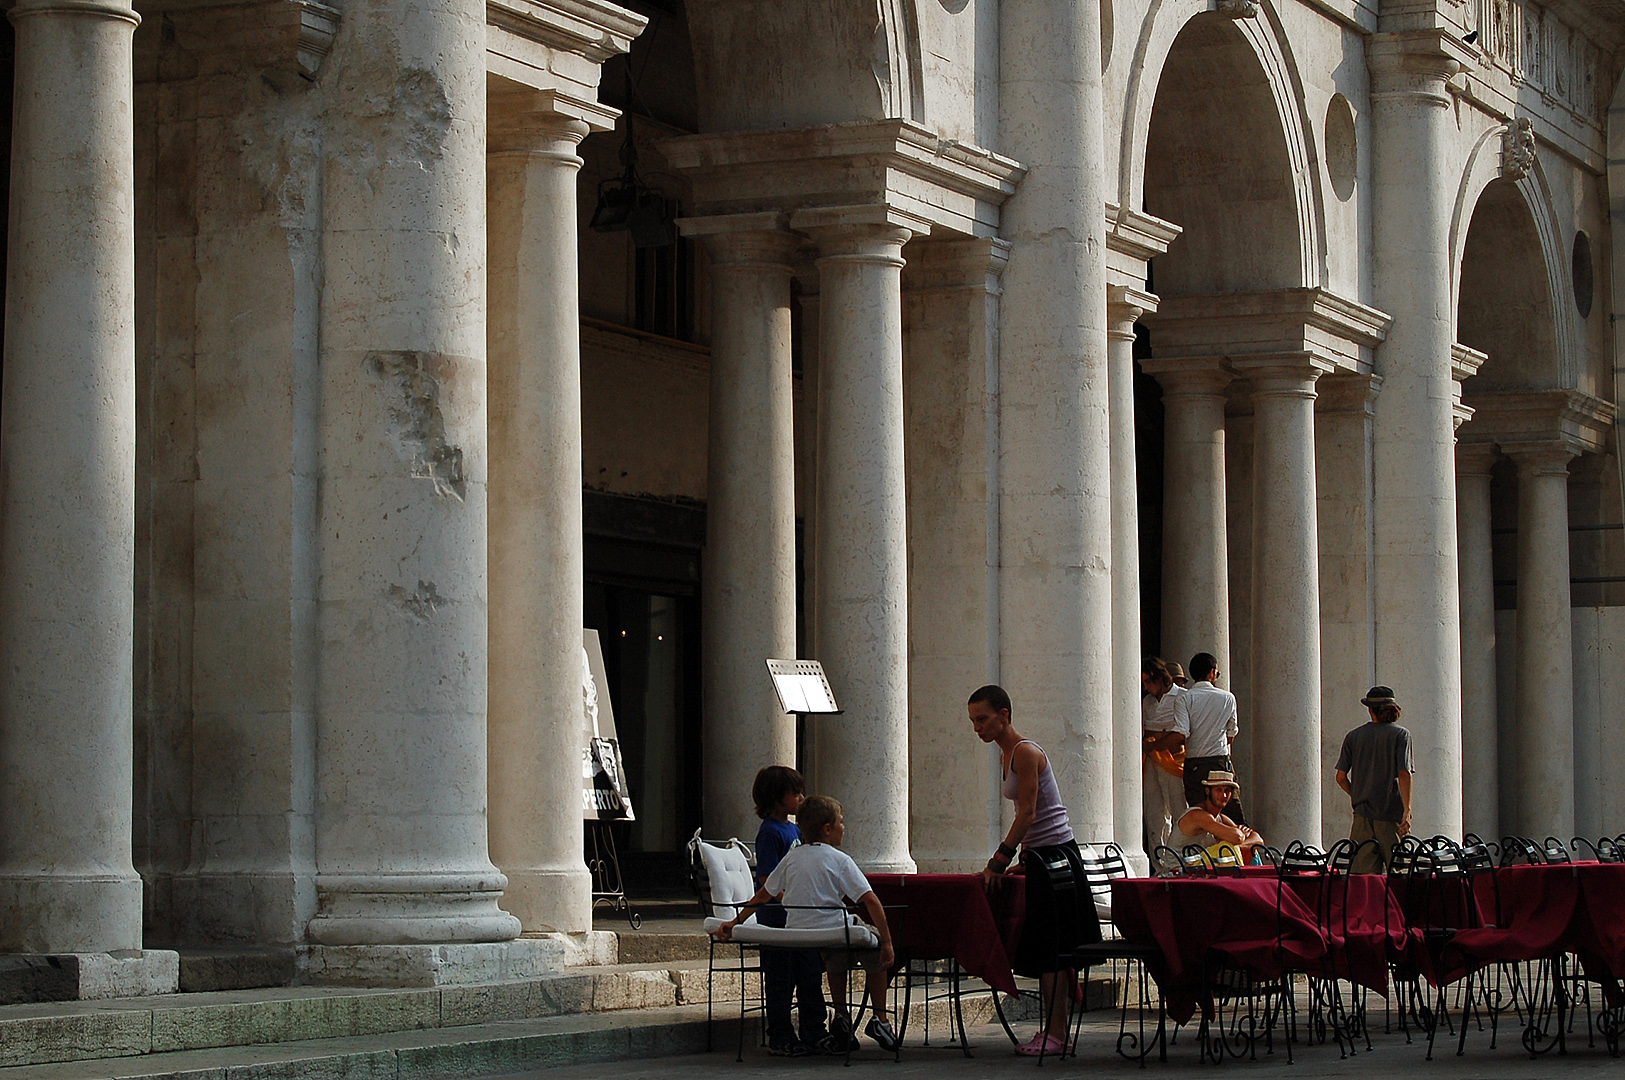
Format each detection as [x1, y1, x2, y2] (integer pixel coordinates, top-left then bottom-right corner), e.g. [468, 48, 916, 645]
[969, 684, 1101, 1056]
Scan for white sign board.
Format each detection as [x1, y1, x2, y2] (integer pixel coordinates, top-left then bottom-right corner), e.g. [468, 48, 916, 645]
[765, 659, 842, 715]
[582, 629, 635, 821]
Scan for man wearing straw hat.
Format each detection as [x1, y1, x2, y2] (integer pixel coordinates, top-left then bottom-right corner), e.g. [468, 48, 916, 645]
[1335, 685, 1414, 873]
[1175, 771, 1265, 865]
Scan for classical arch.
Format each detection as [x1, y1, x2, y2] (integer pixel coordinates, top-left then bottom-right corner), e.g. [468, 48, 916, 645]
[1120, 0, 1324, 288]
[1449, 121, 1576, 386]
[685, 0, 924, 132]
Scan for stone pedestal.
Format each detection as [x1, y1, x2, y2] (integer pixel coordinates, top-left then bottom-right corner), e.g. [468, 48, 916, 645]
[1368, 30, 1476, 839]
[301, 939, 562, 989]
[487, 100, 610, 935]
[686, 215, 801, 844]
[1456, 443, 1500, 840]
[1144, 360, 1233, 680]
[0, 0, 146, 957]
[997, 0, 1116, 843]
[1243, 362, 1326, 846]
[802, 212, 919, 873]
[1508, 442, 1577, 839]
[1108, 288, 1155, 870]
[309, 0, 519, 951]
[0, 950, 179, 1005]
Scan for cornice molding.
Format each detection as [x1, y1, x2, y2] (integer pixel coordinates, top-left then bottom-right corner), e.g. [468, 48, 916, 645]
[1457, 388, 1616, 455]
[1141, 288, 1393, 374]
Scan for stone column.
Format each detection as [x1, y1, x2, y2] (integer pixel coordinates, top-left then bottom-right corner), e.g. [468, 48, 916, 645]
[486, 98, 607, 934]
[904, 238, 1008, 872]
[799, 212, 919, 873]
[1369, 31, 1475, 839]
[1144, 361, 1233, 680]
[1108, 288, 1154, 872]
[309, 0, 522, 955]
[1455, 443, 1500, 840]
[686, 214, 800, 844]
[997, 0, 1115, 843]
[0, 0, 148, 957]
[1243, 362, 1326, 846]
[1507, 442, 1577, 839]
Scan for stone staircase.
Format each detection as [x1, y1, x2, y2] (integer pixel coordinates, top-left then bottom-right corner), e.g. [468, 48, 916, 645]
[0, 919, 1099, 1080]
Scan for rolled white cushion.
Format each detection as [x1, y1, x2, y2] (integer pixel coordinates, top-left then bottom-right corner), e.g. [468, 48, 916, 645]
[702, 917, 880, 949]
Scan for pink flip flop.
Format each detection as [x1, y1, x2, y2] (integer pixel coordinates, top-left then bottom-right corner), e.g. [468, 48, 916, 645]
[1016, 1032, 1067, 1057]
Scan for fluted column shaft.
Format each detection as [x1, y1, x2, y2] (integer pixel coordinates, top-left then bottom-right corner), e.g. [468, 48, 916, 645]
[310, 0, 518, 944]
[487, 108, 595, 933]
[807, 220, 916, 873]
[1149, 362, 1232, 679]
[1108, 290, 1152, 871]
[1455, 444, 1499, 840]
[0, 0, 143, 954]
[1509, 443, 1577, 839]
[1369, 33, 1473, 838]
[1246, 364, 1324, 846]
[691, 216, 800, 844]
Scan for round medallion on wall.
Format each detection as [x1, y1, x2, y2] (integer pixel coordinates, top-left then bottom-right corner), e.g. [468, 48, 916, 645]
[938, 0, 970, 12]
[1573, 231, 1593, 320]
[1325, 94, 1357, 202]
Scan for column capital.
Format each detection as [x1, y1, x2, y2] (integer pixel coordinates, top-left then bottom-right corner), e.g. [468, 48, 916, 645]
[1502, 439, 1579, 477]
[1232, 354, 1333, 399]
[488, 88, 610, 155]
[1315, 371, 1382, 415]
[794, 205, 925, 265]
[1107, 284, 1158, 340]
[900, 236, 1011, 293]
[1455, 441, 1501, 477]
[1139, 356, 1232, 398]
[1368, 31, 1475, 103]
[678, 213, 802, 271]
[164, 1, 340, 77]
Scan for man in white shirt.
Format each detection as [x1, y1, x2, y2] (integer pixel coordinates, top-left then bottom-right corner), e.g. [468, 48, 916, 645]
[1181, 652, 1247, 826]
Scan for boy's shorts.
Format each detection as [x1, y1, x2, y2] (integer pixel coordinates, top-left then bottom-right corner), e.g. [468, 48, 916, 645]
[822, 948, 884, 975]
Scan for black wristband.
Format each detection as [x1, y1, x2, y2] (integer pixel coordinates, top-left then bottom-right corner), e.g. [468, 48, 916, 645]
[996, 841, 1018, 860]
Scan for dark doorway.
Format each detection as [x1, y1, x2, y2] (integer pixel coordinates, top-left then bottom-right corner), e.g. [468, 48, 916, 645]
[584, 537, 703, 888]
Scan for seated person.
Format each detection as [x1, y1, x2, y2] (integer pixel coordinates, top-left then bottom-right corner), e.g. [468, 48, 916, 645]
[710, 795, 899, 1053]
[1176, 771, 1266, 865]
[750, 764, 828, 1056]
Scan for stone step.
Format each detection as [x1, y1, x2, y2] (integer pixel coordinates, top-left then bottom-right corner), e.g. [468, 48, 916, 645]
[0, 957, 751, 1070]
[0, 1004, 747, 1080]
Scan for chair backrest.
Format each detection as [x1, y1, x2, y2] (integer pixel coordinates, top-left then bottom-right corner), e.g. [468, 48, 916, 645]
[693, 837, 758, 920]
[1278, 841, 1328, 875]
[1327, 838, 1357, 875]
[1595, 837, 1624, 863]
[1179, 844, 1215, 876]
[1151, 844, 1184, 877]
[1541, 836, 1571, 864]
[1076, 841, 1126, 923]
[1499, 836, 1543, 866]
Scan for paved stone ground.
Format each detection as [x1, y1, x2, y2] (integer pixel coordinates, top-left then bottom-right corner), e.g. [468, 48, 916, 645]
[500, 1010, 1624, 1078]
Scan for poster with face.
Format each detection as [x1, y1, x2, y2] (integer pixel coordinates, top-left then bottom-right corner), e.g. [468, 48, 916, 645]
[581, 629, 635, 821]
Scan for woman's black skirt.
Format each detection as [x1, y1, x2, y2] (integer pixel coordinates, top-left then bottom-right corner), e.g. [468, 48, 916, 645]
[1012, 838, 1103, 977]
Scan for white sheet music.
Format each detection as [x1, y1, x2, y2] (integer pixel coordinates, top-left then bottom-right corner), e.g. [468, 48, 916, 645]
[765, 659, 841, 715]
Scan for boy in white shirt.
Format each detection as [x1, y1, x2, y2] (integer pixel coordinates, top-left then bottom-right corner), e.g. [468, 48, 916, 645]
[711, 795, 899, 1053]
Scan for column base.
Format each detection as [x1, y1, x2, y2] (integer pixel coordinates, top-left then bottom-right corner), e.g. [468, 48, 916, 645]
[299, 939, 565, 988]
[0, 873, 143, 953]
[306, 873, 523, 945]
[496, 867, 594, 934]
[522, 929, 617, 966]
[0, 950, 178, 1005]
[171, 869, 317, 946]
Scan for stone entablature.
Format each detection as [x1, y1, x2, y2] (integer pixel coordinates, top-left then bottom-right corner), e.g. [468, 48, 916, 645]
[659, 120, 1024, 240]
[1458, 387, 1617, 454]
[1458, 0, 1623, 167]
[1141, 288, 1392, 375]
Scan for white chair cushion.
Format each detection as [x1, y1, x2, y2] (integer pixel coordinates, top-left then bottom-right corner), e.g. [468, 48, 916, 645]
[703, 916, 880, 950]
[696, 839, 758, 920]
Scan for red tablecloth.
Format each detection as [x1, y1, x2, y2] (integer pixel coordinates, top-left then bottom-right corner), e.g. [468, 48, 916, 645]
[1111, 877, 1327, 1023]
[869, 873, 1024, 995]
[1281, 873, 1406, 994]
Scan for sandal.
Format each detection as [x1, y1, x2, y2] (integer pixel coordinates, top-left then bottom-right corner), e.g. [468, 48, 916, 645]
[1016, 1032, 1067, 1057]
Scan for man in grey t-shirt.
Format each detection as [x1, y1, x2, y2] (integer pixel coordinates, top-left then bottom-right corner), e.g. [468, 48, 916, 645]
[1334, 685, 1414, 873]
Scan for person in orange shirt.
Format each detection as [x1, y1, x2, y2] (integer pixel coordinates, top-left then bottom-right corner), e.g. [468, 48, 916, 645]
[1141, 657, 1189, 854]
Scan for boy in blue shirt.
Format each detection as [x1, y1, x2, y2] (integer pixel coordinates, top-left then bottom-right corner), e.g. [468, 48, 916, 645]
[752, 765, 828, 1055]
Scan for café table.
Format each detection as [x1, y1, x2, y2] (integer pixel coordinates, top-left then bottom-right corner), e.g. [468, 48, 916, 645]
[868, 873, 1026, 1050]
[1110, 876, 1326, 1026]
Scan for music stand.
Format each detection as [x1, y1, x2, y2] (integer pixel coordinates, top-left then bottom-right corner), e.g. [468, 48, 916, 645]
[765, 659, 842, 717]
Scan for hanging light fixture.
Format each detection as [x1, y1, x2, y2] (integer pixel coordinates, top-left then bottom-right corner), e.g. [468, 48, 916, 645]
[589, 114, 673, 249]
